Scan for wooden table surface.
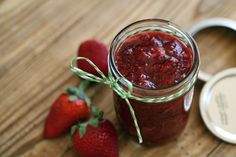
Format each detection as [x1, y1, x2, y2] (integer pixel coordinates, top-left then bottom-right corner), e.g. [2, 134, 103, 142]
[1, 0, 236, 157]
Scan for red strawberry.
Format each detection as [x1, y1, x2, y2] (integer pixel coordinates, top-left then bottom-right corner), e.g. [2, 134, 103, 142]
[72, 118, 119, 157]
[77, 39, 108, 76]
[44, 91, 90, 138]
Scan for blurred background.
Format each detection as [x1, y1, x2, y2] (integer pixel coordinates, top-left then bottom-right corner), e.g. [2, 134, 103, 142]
[0, 0, 236, 157]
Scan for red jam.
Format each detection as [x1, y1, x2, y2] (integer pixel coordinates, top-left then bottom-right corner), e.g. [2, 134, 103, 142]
[115, 31, 193, 89]
[113, 31, 193, 145]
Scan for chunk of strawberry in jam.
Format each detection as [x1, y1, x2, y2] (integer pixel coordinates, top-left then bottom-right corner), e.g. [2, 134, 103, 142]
[115, 31, 193, 89]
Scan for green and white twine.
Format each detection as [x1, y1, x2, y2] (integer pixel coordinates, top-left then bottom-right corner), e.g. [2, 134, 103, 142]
[70, 57, 197, 144]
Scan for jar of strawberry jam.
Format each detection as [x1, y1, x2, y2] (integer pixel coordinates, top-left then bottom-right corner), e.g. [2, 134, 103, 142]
[109, 19, 200, 145]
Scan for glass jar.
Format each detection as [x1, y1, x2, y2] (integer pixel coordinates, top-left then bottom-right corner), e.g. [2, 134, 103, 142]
[108, 19, 200, 145]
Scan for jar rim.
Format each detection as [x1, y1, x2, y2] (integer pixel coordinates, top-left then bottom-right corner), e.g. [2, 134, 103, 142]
[109, 19, 200, 96]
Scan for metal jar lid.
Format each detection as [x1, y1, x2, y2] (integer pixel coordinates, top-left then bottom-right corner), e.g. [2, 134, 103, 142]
[189, 18, 236, 144]
[200, 68, 236, 144]
[189, 18, 236, 82]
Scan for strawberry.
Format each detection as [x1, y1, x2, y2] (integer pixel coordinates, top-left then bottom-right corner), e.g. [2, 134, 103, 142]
[77, 39, 108, 76]
[71, 116, 119, 157]
[44, 83, 91, 138]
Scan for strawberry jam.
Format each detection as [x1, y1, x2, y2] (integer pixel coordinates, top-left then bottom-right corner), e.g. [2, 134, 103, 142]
[109, 19, 199, 145]
[115, 31, 193, 89]
[113, 31, 195, 145]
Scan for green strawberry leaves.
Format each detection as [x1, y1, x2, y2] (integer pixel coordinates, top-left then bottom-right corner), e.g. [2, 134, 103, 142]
[69, 79, 104, 139]
[88, 118, 99, 128]
[70, 123, 87, 138]
[78, 80, 90, 93]
[70, 111, 104, 138]
[63, 80, 91, 100]
[63, 87, 78, 95]
[71, 125, 79, 136]
[69, 95, 78, 102]
[70, 107, 104, 138]
[88, 110, 104, 128]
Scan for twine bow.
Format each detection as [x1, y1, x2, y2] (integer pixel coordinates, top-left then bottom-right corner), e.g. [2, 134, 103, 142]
[70, 57, 197, 144]
[70, 57, 143, 143]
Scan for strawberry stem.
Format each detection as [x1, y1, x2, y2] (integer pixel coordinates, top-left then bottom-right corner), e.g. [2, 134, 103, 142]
[78, 80, 91, 92]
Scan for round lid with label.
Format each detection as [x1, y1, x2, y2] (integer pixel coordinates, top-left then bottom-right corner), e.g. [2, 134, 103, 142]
[200, 68, 236, 144]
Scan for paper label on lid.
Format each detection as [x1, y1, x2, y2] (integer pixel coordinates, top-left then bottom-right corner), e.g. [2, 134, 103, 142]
[207, 76, 236, 133]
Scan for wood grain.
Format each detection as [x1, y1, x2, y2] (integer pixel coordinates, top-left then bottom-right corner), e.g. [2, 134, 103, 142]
[0, 0, 236, 157]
